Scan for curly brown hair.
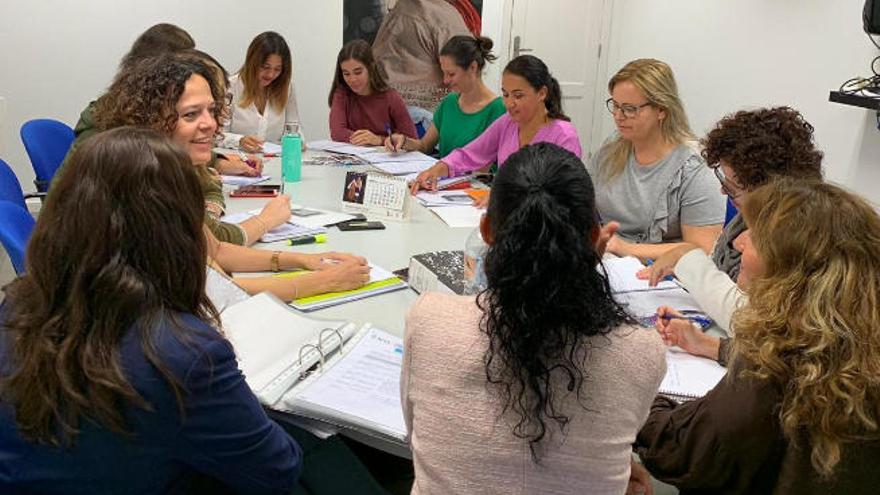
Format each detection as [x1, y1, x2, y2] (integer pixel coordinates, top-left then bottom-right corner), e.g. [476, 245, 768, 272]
[93, 51, 227, 139]
[701, 106, 823, 188]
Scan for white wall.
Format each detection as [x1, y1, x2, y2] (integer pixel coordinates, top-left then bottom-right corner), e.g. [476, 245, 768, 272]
[601, 0, 880, 205]
[0, 0, 342, 188]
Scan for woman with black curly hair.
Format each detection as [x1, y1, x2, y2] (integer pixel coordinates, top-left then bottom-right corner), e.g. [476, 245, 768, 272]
[638, 107, 823, 364]
[402, 143, 665, 493]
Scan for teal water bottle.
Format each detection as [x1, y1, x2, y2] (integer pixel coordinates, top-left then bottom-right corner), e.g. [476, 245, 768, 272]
[281, 121, 302, 185]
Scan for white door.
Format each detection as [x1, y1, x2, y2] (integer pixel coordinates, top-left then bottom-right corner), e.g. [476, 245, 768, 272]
[502, 0, 611, 157]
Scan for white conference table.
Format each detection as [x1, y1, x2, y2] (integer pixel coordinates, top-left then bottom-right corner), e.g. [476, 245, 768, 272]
[222, 151, 473, 338]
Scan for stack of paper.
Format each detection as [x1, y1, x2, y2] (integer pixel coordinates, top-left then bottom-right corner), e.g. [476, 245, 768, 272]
[427, 205, 484, 228]
[415, 190, 476, 207]
[289, 205, 356, 229]
[222, 211, 327, 243]
[261, 142, 282, 155]
[307, 140, 377, 155]
[220, 174, 271, 186]
[276, 263, 407, 311]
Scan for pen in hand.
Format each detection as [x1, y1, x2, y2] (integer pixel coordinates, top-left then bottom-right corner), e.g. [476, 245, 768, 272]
[237, 150, 257, 169]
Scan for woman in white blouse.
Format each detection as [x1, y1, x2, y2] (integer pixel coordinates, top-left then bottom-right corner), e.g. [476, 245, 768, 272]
[222, 31, 304, 152]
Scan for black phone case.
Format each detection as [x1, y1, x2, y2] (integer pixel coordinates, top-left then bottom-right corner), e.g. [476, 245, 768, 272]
[337, 221, 386, 231]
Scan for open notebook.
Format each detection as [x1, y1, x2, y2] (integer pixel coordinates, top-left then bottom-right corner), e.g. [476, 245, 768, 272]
[274, 263, 407, 311]
[659, 348, 728, 401]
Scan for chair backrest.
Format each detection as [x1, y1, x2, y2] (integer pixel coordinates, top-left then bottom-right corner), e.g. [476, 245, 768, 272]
[724, 197, 739, 226]
[20, 119, 75, 192]
[0, 200, 36, 274]
[0, 158, 27, 210]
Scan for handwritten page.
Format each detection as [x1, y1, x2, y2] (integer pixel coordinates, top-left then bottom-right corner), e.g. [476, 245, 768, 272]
[307, 140, 378, 156]
[602, 256, 679, 293]
[613, 286, 702, 317]
[659, 348, 727, 399]
[372, 160, 435, 176]
[261, 142, 282, 155]
[291, 327, 407, 439]
[222, 210, 327, 243]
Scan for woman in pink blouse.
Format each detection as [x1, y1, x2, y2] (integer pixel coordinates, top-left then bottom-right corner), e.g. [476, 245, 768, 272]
[410, 54, 582, 193]
[328, 39, 417, 146]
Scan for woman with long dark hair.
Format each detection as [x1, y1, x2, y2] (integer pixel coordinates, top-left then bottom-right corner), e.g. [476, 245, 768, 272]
[410, 55, 581, 195]
[403, 143, 665, 493]
[222, 31, 305, 153]
[328, 39, 417, 145]
[0, 127, 301, 493]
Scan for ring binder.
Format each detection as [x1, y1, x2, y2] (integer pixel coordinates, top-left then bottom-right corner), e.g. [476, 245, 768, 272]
[319, 327, 346, 354]
[297, 344, 325, 379]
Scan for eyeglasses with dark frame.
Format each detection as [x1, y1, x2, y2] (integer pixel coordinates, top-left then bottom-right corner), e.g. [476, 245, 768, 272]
[712, 166, 745, 199]
[605, 98, 652, 119]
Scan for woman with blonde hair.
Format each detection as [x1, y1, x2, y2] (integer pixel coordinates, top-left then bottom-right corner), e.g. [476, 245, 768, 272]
[589, 59, 724, 259]
[222, 31, 305, 153]
[635, 178, 880, 494]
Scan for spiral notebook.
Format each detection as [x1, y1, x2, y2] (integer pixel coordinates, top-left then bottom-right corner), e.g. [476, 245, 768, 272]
[659, 349, 728, 401]
[220, 292, 362, 405]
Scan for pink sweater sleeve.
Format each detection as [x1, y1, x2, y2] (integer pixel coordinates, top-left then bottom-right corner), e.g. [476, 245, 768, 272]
[329, 87, 354, 142]
[442, 115, 506, 177]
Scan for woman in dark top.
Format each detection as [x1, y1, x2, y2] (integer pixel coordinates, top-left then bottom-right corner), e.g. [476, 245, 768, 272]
[0, 128, 301, 494]
[636, 179, 880, 494]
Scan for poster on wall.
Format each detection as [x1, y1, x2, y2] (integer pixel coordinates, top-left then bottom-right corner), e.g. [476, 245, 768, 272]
[342, 0, 484, 118]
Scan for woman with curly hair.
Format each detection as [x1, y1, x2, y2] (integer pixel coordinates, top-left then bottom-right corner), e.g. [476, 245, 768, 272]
[636, 178, 880, 494]
[90, 52, 370, 303]
[89, 50, 288, 246]
[402, 143, 665, 493]
[638, 107, 823, 364]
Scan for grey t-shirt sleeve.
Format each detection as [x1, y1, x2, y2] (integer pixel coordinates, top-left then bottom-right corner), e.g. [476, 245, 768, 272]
[678, 156, 726, 227]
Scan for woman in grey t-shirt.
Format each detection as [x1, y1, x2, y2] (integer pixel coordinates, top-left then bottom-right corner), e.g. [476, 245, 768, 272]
[588, 58, 725, 260]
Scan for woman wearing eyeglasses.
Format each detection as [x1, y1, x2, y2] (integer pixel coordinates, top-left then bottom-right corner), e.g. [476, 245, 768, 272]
[588, 59, 725, 260]
[637, 107, 823, 365]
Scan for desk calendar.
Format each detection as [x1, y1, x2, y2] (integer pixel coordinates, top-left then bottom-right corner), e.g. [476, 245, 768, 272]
[340, 171, 410, 221]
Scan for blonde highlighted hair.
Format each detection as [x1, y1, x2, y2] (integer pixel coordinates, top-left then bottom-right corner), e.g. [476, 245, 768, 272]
[238, 31, 291, 113]
[733, 178, 880, 478]
[599, 59, 694, 179]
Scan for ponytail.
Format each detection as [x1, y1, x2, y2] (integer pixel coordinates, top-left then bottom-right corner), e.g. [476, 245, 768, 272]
[544, 75, 568, 121]
[504, 55, 569, 121]
[441, 35, 497, 71]
[478, 143, 630, 460]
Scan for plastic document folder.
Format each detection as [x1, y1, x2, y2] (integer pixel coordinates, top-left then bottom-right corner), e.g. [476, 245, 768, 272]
[275, 263, 407, 311]
[220, 292, 357, 405]
[280, 326, 407, 443]
[659, 348, 727, 401]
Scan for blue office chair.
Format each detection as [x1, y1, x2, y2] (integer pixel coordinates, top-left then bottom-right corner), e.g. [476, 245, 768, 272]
[20, 118, 75, 192]
[0, 158, 27, 210]
[0, 200, 36, 274]
[724, 197, 739, 226]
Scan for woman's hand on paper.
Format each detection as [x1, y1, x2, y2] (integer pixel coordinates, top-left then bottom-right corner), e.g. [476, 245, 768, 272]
[410, 162, 450, 194]
[384, 133, 407, 152]
[258, 194, 292, 229]
[636, 244, 699, 286]
[350, 129, 382, 146]
[655, 306, 719, 360]
[218, 154, 263, 177]
[239, 135, 265, 153]
[319, 260, 372, 291]
[304, 252, 367, 271]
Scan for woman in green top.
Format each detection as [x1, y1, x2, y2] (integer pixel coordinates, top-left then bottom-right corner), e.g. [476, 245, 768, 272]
[384, 35, 506, 157]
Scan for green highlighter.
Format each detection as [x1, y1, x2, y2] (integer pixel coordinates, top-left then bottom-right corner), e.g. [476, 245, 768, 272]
[287, 233, 327, 246]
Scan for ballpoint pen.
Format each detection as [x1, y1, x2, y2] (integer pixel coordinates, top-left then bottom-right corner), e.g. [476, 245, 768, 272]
[237, 150, 257, 169]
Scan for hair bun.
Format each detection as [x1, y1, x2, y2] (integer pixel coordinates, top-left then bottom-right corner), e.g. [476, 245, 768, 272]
[477, 36, 494, 53]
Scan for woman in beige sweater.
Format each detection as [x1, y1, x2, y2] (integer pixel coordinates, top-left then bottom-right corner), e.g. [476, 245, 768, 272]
[402, 143, 666, 494]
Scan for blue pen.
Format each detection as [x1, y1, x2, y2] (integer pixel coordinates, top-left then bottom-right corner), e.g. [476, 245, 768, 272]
[645, 258, 675, 282]
[384, 123, 394, 150]
[662, 313, 713, 330]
